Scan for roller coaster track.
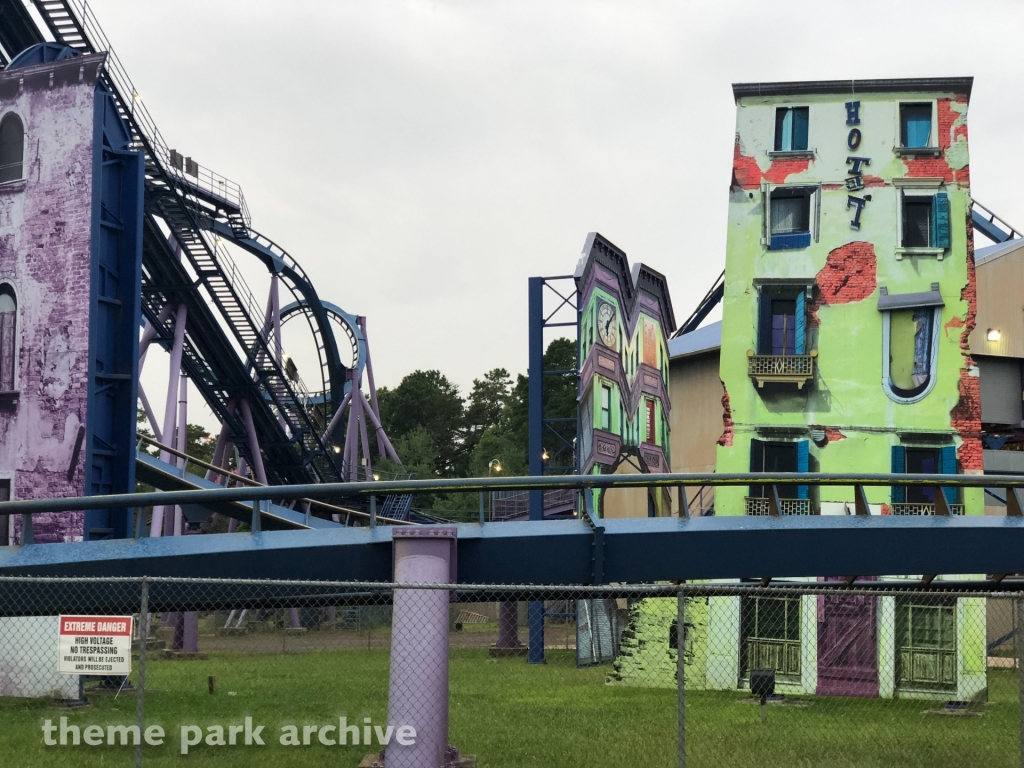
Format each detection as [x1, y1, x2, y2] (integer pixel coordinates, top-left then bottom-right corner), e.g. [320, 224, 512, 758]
[13, 0, 354, 484]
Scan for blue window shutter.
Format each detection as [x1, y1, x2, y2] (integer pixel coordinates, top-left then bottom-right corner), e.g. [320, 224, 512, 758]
[891, 446, 906, 503]
[796, 440, 809, 500]
[941, 445, 958, 504]
[769, 232, 812, 251]
[757, 293, 772, 354]
[933, 192, 950, 249]
[792, 108, 809, 151]
[795, 291, 806, 355]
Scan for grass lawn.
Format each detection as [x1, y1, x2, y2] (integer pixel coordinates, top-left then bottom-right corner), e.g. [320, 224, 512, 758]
[0, 648, 1016, 767]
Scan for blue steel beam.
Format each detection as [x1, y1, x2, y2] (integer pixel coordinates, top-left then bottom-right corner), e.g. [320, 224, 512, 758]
[2, 514, 1024, 585]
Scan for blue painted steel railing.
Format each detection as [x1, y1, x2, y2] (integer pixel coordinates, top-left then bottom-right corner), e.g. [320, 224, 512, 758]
[0, 471, 1021, 520]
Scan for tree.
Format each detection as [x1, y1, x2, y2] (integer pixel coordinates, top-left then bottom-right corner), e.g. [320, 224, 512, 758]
[463, 368, 512, 458]
[492, 338, 577, 474]
[378, 370, 466, 477]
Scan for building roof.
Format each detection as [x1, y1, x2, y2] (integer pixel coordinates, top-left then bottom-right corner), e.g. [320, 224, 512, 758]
[732, 77, 973, 101]
[976, 238, 1024, 267]
[668, 320, 721, 360]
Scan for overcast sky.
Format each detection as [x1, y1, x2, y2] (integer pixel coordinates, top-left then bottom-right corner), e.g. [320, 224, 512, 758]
[69, 0, 1024, 430]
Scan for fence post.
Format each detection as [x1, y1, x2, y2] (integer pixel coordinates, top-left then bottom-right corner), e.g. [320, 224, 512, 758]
[678, 585, 686, 768]
[1017, 597, 1024, 768]
[136, 577, 149, 768]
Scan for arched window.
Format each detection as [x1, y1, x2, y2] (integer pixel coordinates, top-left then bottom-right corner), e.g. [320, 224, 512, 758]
[879, 284, 943, 404]
[0, 284, 16, 392]
[0, 114, 24, 184]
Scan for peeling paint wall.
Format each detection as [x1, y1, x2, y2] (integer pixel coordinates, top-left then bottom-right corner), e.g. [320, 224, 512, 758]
[0, 59, 100, 543]
[716, 86, 982, 518]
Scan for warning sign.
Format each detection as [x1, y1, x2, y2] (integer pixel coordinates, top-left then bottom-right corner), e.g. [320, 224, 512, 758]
[57, 615, 133, 676]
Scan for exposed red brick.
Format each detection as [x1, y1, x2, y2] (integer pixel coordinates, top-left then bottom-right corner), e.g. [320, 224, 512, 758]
[950, 205, 982, 470]
[807, 242, 877, 326]
[717, 380, 734, 447]
[958, 206, 978, 356]
[824, 428, 846, 443]
[951, 369, 983, 470]
[943, 315, 965, 339]
[903, 97, 970, 184]
[731, 138, 810, 190]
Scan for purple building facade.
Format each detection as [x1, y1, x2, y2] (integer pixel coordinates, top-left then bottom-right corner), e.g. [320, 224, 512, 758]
[0, 51, 138, 545]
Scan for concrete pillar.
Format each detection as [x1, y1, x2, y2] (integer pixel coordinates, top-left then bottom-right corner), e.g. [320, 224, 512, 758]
[386, 527, 457, 768]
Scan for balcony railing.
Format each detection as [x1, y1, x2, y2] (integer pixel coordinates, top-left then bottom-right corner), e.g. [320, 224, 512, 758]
[745, 496, 812, 516]
[747, 350, 817, 389]
[891, 502, 965, 516]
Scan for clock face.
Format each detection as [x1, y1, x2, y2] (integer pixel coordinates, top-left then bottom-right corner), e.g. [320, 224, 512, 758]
[597, 302, 617, 348]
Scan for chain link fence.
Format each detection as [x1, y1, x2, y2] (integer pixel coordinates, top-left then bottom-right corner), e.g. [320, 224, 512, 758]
[0, 577, 1022, 766]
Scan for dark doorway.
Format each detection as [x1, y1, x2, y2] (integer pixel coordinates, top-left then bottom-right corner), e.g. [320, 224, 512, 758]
[905, 448, 939, 503]
[750, 440, 799, 499]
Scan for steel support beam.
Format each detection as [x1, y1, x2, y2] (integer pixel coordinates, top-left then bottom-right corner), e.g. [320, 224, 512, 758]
[4, 515, 1024, 590]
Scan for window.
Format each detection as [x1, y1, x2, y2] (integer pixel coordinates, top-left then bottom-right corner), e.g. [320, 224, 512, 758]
[757, 287, 806, 356]
[767, 187, 815, 250]
[888, 308, 933, 397]
[891, 445, 957, 505]
[771, 299, 796, 356]
[879, 286, 943, 403]
[0, 113, 24, 184]
[900, 103, 932, 148]
[902, 197, 931, 247]
[0, 284, 15, 392]
[900, 192, 949, 250]
[600, 384, 611, 430]
[741, 596, 802, 683]
[0, 478, 9, 546]
[645, 399, 656, 444]
[749, 439, 809, 500]
[774, 107, 809, 152]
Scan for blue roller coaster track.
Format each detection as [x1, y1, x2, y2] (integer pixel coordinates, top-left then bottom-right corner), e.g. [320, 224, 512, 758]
[0, 0, 363, 486]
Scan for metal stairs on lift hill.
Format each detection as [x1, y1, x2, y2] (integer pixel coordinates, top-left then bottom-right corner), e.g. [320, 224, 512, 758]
[30, 0, 344, 485]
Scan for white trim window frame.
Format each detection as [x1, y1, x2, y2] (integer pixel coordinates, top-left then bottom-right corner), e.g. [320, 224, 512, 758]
[893, 178, 947, 260]
[762, 182, 821, 249]
[894, 99, 940, 155]
[768, 104, 815, 158]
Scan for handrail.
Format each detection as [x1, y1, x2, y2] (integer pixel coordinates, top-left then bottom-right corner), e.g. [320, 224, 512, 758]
[3, 471, 1024, 517]
[973, 199, 1021, 241]
[136, 433, 414, 526]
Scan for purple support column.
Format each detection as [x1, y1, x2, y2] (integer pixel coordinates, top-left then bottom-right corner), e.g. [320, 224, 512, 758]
[363, 397, 401, 465]
[320, 388, 352, 444]
[151, 303, 187, 538]
[137, 383, 162, 443]
[386, 527, 459, 768]
[203, 421, 231, 484]
[359, 401, 373, 477]
[345, 384, 359, 480]
[137, 302, 173, 373]
[227, 457, 248, 534]
[171, 372, 188, 537]
[239, 399, 269, 486]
